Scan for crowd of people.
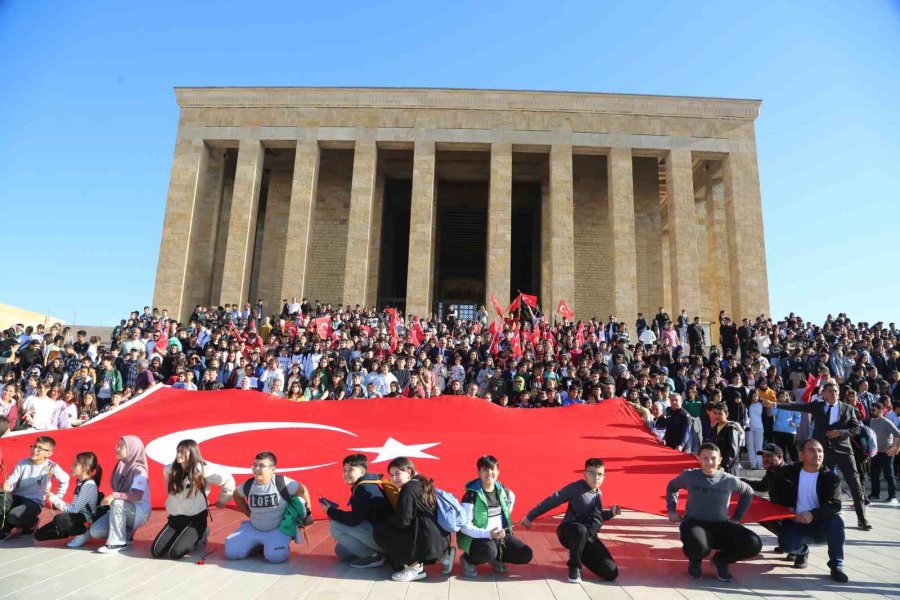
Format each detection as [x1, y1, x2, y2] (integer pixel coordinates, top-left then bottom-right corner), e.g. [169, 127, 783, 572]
[2, 300, 900, 584]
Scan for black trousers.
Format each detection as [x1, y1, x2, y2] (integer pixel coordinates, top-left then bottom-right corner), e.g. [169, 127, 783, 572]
[151, 511, 208, 559]
[465, 534, 533, 565]
[556, 522, 618, 580]
[0, 494, 42, 533]
[679, 519, 762, 564]
[773, 432, 798, 463]
[824, 451, 867, 523]
[34, 512, 89, 541]
[870, 453, 896, 499]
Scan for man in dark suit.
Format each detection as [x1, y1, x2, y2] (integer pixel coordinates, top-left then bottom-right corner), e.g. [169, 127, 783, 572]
[770, 438, 848, 582]
[763, 381, 869, 530]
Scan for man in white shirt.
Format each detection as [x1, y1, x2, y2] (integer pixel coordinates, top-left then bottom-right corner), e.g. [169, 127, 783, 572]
[770, 439, 848, 582]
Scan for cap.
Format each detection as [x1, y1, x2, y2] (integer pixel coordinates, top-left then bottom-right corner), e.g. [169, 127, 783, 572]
[757, 443, 783, 456]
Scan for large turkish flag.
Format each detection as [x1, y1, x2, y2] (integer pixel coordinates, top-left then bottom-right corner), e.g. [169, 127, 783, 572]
[0, 388, 791, 523]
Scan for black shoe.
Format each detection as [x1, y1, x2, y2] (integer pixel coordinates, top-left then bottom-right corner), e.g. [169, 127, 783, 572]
[0, 530, 12, 542]
[864, 498, 872, 506]
[830, 567, 849, 583]
[867, 495, 880, 502]
[567, 566, 582, 583]
[772, 545, 783, 553]
[712, 557, 733, 582]
[858, 520, 873, 531]
[785, 553, 797, 561]
[793, 553, 808, 569]
[688, 559, 702, 579]
[19, 526, 34, 537]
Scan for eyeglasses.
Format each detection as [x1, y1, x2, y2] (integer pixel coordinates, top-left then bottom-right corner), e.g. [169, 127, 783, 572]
[30, 444, 51, 452]
[251, 463, 273, 470]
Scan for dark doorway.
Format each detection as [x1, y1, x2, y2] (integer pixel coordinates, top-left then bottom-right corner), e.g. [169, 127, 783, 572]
[511, 181, 541, 301]
[434, 180, 488, 316]
[376, 179, 411, 310]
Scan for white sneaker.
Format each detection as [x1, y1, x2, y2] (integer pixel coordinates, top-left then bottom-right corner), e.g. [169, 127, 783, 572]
[391, 564, 426, 582]
[67, 533, 90, 548]
[440, 546, 456, 575]
[889, 498, 899, 505]
[97, 544, 126, 554]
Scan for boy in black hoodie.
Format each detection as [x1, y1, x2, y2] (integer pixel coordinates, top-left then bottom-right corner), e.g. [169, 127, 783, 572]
[322, 454, 388, 568]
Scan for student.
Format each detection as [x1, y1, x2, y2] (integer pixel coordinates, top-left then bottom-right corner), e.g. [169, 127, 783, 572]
[90, 436, 151, 553]
[225, 451, 312, 564]
[666, 443, 761, 581]
[457, 455, 533, 577]
[521, 458, 621, 583]
[709, 402, 743, 475]
[151, 439, 235, 559]
[36, 452, 102, 547]
[320, 453, 388, 567]
[0, 435, 71, 541]
[373, 457, 451, 582]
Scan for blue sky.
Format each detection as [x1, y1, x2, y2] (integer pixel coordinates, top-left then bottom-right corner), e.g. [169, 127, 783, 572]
[1, 1, 898, 325]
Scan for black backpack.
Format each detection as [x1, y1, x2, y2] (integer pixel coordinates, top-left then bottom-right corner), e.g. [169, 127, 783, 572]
[242, 474, 292, 503]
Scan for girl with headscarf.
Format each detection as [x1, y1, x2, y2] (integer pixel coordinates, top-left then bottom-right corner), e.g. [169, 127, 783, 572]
[89, 435, 151, 553]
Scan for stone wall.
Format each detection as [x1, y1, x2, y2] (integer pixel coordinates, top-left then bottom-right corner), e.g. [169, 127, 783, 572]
[573, 155, 612, 320]
[633, 157, 664, 316]
[305, 149, 353, 305]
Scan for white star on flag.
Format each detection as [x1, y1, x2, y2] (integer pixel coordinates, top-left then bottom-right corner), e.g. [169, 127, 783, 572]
[348, 437, 441, 463]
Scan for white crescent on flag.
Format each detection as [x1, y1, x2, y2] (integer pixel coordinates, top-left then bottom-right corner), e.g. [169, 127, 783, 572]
[144, 421, 358, 474]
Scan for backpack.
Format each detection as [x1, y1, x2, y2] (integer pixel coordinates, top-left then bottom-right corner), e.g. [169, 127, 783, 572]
[852, 424, 878, 458]
[242, 474, 307, 519]
[434, 487, 466, 533]
[357, 478, 401, 510]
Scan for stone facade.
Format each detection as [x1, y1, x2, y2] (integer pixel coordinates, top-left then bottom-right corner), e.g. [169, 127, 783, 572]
[153, 87, 770, 325]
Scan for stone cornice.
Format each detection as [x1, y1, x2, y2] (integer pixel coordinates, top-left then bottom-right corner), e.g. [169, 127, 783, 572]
[174, 87, 761, 120]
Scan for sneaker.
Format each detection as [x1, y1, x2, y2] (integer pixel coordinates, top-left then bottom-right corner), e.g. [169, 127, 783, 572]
[460, 554, 477, 578]
[440, 546, 456, 575]
[20, 526, 35, 537]
[867, 495, 881, 502]
[888, 498, 899, 505]
[350, 554, 386, 569]
[793, 553, 808, 569]
[785, 553, 797, 561]
[391, 564, 426, 582]
[858, 520, 873, 531]
[830, 567, 849, 583]
[97, 544, 127, 554]
[489, 559, 508, 574]
[712, 557, 733, 582]
[0, 530, 12, 542]
[67, 533, 90, 548]
[688, 559, 702, 579]
[567, 566, 582, 583]
[864, 497, 872, 506]
[772, 545, 783, 553]
[194, 527, 210, 550]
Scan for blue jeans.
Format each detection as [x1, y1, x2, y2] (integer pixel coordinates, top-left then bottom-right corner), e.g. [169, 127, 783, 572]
[778, 514, 844, 567]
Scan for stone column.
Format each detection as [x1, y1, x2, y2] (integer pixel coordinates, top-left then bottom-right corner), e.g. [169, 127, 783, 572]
[543, 145, 576, 314]
[217, 138, 264, 305]
[724, 149, 769, 320]
[152, 136, 208, 322]
[279, 140, 320, 303]
[664, 148, 699, 315]
[342, 141, 378, 306]
[607, 147, 638, 321]
[486, 143, 512, 308]
[405, 140, 437, 317]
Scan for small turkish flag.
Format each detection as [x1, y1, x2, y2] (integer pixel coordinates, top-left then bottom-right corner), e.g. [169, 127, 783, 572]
[557, 299, 575, 320]
[520, 293, 539, 309]
[489, 292, 505, 319]
[313, 317, 332, 340]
